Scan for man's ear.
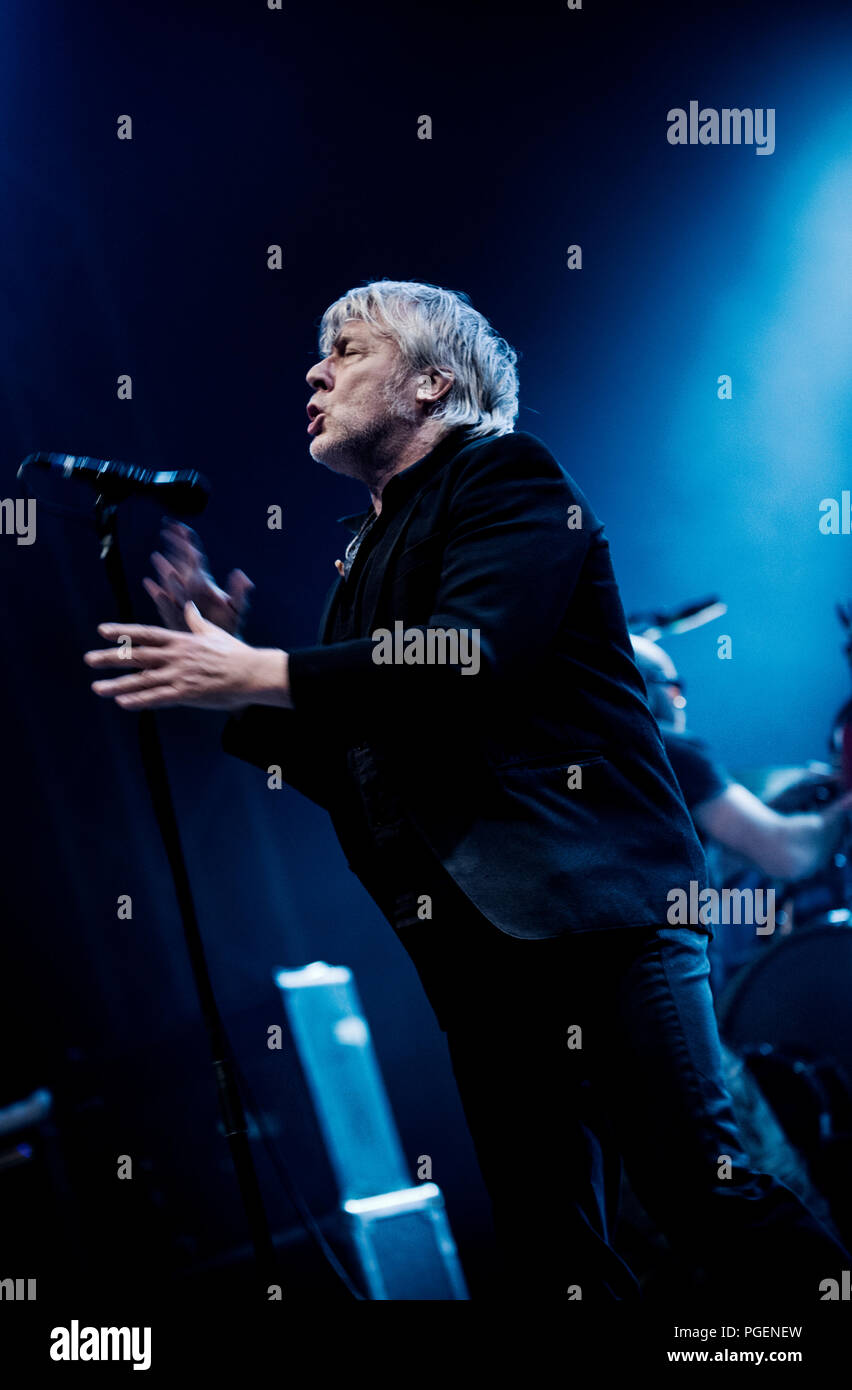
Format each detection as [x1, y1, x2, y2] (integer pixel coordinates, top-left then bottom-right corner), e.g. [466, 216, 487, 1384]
[415, 367, 454, 405]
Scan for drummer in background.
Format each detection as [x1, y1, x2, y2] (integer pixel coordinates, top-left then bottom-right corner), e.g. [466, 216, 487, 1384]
[630, 635, 852, 994]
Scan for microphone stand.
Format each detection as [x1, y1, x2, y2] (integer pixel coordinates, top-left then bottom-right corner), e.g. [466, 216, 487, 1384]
[94, 495, 278, 1297]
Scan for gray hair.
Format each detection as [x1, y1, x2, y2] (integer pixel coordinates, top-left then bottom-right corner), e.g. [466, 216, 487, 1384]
[318, 279, 519, 439]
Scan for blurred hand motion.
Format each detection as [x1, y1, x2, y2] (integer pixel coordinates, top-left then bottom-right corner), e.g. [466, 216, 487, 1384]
[143, 520, 254, 636]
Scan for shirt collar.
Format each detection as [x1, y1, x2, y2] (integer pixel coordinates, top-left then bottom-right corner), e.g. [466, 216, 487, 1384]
[337, 427, 470, 533]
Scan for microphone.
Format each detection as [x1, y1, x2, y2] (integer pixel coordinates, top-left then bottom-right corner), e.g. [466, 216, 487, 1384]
[18, 451, 211, 515]
[628, 596, 728, 640]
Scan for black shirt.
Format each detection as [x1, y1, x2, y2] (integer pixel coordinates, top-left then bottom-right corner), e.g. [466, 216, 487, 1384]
[330, 488, 431, 907]
[661, 725, 731, 838]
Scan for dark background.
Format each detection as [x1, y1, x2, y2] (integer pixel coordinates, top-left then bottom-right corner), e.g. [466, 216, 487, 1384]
[1, 0, 850, 1305]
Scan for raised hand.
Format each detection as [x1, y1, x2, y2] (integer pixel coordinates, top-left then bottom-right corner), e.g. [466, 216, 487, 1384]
[143, 520, 254, 636]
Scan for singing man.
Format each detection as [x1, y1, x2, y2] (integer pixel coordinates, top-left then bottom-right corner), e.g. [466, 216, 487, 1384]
[85, 280, 848, 1300]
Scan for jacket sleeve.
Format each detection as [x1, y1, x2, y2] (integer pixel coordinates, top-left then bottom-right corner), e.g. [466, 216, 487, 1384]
[286, 434, 596, 734]
[221, 703, 342, 809]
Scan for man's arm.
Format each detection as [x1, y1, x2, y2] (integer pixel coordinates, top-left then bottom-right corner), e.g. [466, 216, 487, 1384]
[84, 437, 592, 735]
[85, 605, 289, 710]
[695, 781, 852, 880]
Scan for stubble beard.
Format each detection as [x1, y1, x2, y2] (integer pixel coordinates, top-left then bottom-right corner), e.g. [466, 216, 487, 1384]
[311, 378, 416, 486]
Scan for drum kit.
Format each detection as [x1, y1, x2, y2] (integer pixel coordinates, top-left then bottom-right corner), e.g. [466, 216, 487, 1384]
[714, 745, 852, 1244]
[632, 598, 852, 1248]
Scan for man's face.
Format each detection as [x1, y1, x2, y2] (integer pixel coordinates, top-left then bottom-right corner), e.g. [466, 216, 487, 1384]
[305, 318, 415, 478]
[632, 636, 688, 733]
[653, 652, 687, 733]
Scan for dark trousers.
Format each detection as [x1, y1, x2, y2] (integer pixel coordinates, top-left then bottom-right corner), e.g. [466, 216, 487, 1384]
[384, 859, 849, 1304]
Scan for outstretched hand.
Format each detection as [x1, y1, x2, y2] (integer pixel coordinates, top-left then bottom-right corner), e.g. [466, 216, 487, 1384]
[84, 601, 290, 711]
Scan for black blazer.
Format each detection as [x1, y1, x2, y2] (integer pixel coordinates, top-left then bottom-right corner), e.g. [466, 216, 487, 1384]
[223, 428, 708, 939]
